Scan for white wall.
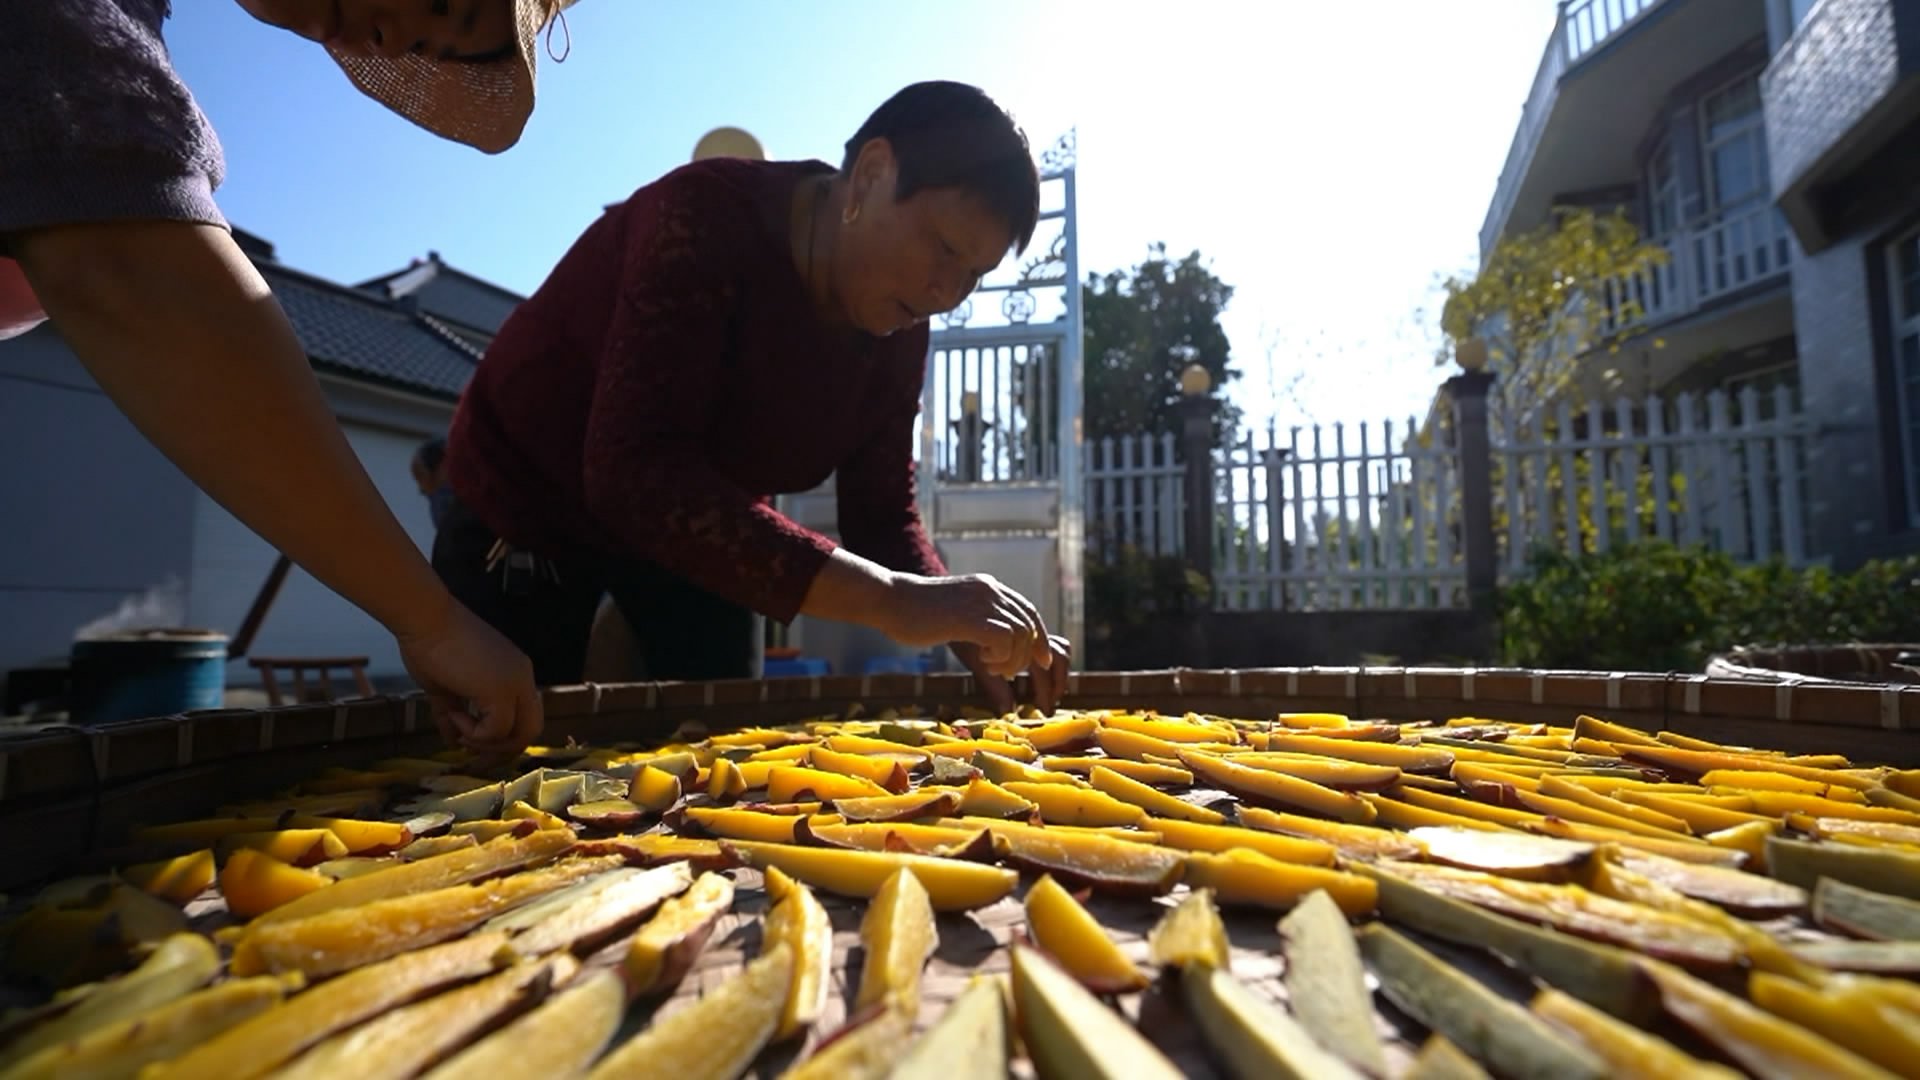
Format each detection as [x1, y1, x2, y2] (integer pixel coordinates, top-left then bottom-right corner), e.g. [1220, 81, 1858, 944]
[186, 378, 450, 680]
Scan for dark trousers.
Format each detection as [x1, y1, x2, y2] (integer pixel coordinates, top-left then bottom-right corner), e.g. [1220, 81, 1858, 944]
[431, 499, 754, 688]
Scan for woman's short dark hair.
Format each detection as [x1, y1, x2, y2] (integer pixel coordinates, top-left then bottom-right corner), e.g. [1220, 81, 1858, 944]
[843, 81, 1041, 255]
[416, 437, 447, 473]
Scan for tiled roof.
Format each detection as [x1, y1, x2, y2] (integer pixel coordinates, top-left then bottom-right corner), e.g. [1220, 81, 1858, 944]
[259, 261, 479, 401]
[358, 255, 526, 336]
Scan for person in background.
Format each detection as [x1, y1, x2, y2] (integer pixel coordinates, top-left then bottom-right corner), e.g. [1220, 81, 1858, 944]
[412, 437, 458, 532]
[1, 0, 579, 756]
[437, 81, 1072, 716]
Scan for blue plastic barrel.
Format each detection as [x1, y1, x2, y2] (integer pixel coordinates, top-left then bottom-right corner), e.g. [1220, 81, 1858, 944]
[69, 630, 227, 726]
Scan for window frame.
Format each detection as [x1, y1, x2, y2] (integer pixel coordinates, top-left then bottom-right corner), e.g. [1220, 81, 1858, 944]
[1697, 68, 1769, 217]
[1889, 224, 1920, 527]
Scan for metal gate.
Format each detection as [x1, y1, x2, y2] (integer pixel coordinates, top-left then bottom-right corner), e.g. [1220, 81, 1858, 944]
[786, 132, 1085, 673]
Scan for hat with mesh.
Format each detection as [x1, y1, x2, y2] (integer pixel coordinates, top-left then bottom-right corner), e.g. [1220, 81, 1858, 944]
[326, 0, 578, 154]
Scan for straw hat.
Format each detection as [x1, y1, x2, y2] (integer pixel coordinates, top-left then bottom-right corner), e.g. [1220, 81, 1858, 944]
[326, 0, 578, 154]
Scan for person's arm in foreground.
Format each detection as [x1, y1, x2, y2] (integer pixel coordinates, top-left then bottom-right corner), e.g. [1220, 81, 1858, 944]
[14, 221, 541, 753]
[581, 180, 1052, 687]
[834, 374, 1069, 713]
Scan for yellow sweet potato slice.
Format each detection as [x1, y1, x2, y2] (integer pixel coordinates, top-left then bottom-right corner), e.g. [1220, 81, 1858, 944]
[1749, 971, 1920, 1074]
[627, 765, 684, 814]
[1042, 756, 1193, 786]
[1379, 861, 1740, 968]
[809, 819, 996, 852]
[0, 933, 219, 1071]
[1395, 787, 1544, 828]
[625, 870, 734, 995]
[1571, 714, 1664, 747]
[1643, 960, 1896, 1079]
[1001, 781, 1147, 827]
[1403, 1035, 1492, 1080]
[1094, 725, 1188, 762]
[588, 944, 792, 1080]
[681, 806, 808, 844]
[1358, 923, 1607, 1080]
[1185, 849, 1376, 916]
[1143, 814, 1337, 865]
[973, 818, 1186, 895]
[284, 815, 413, 855]
[1259, 731, 1455, 773]
[1180, 751, 1377, 823]
[1279, 888, 1388, 1075]
[854, 867, 938, 1014]
[1535, 775, 1692, 832]
[1238, 806, 1425, 861]
[230, 854, 623, 976]
[1227, 752, 1404, 791]
[147, 932, 513, 1080]
[122, 848, 216, 905]
[706, 757, 749, 801]
[241, 828, 576, 928]
[502, 799, 573, 830]
[1087, 765, 1225, 824]
[1527, 817, 1744, 868]
[780, 1003, 916, 1080]
[399, 834, 480, 860]
[219, 849, 332, 919]
[1279, 711, 1352, 729]
[1512, 789, 1690, 839]
[824, 732, 934, 761]
[1699, 768, 1834, 795]
[1184, 962, 1365, 1080]
[830, 789, 963, 823]
[447, 820, 534, 844]
[762, 867, 833, 1040]
[276, 957, 575, 1080]
[1363, 794, 1509, 833]
[507, 862, 696, 957]
[215, 828, 350, 868]
[1623, 744, 1879, 790]
[974, 750, 1085, 787]
[1606, 846, 1807, 918]
[1103, 711, 1238, 744]
[1020, 716, 1099, 752]
[891, 975, 1010, 1080]
[1011, 943, 1184, 1080]
[731, 841, 1016, 911]
[808, 746, 912, 792]
[1147, 887, 1232, 972]
[1024, 873, 1146, 992]
[1532, 988, 1741, 1080]
[955, 777, 1038, 819]
[1409, 826, 1595, 882]
[419, 967, 627, 1080]
[6, 972, 296, 1080]
[1768, 835, 1920, 900]
[1746, 790, 1920, 825]
[766, 765, 888, 802]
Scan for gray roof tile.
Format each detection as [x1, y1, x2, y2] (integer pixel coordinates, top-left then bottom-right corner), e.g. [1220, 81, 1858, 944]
[261, 262, 479, 400]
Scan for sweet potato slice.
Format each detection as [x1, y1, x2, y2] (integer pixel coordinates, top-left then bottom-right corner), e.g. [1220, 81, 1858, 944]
[1179, 751, 1377, 823]
[1749, 971, 1920, 1075]
[956, 777, 1038, 819]
[588, 944, 792, 1080]
[1748, 790, 1920, 825]
[220, 849, 332, 919]
[730, 840, 1016, 911]
[681, 806, 809, 843]
[1571, 714, 1664, 747]
[1363, 794, 1510, 833]
[215, 828, 350, 868]
[1623, 744, 1878, 790]
[567, 799, 651, 830]
[276, 957, 575, 1080]
[230, 855, 624, 976]
[854, 867, 938, 1014]
[1279, 889, 1388, 1075]
[7, 972, 296, 1080]
[1533, 775, 1693, 833]
[625, 870, 734, 995]
[1403, 1035, 1492, 1080]
[146, 932, 513, 1080]
[808, 746, 913, 792]
[1259, 732, 1455, 773]
[766, 765, 889, 802]
[1019, 716, 1099, 753]
[629, 766, 684, 813]
[1011, 943, 1184, 1080]
[1024, 873, 1146, 992]
[1042, 757, 1193, 786]
[509, 861, 695, 957]
[284, 815, 413, 855]
[1768, 835, 1920, 900]
[1184, 849, 1377, 916]
[1184, 962, 1364, 1080]
[1238, 806, 1424, 861]
[1410, 826, 1595, 882]
[1358, 924, 1608, 1080]
[1088, 765, 1225, 824]
[1531, 988, 1740, 1080]
[1144, 815, 1336, 865]
[1103, 711, 1239, 744]
[762, 867, 833, 1040]
[1643, 960, 1895, 1080]
[892, 976, 1010, 1080]
[975, 750, 1085, 787]
[830, 789, 963, 823]
[122, 848, 217, 905]
[1225, 752, 1403, 791]
[243, 828, 576, 928]
[418, 968, 627, 1080]
[0, 933, 220, 1071]
[780, 1004, 916, 1080]
[1814, 878, 1920, 940]
[974, 819, 1186, 895]
[1607, 847, 1807, 917]
[1002, 781, 1147, 827]
[1528, 818, 1746, 867]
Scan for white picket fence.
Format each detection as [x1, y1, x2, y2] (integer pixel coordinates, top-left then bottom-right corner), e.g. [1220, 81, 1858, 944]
[1084, 385, 1817, 612]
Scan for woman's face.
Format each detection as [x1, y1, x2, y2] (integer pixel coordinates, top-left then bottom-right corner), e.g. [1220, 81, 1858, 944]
[232, 0, 517, 60]
[836, 141, 1015, 338]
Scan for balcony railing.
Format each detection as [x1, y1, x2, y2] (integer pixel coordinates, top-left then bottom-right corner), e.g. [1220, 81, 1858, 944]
[1598, 203, 1796, 335]
[1480, 0, 1675, 256]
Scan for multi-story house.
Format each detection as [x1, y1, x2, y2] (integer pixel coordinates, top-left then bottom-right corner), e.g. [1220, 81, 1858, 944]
[1472, 0, 1920, 567]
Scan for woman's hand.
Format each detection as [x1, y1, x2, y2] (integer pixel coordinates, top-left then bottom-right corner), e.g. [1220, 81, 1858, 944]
[397, 591, 544, 760]
[954, 633, 1072, 716]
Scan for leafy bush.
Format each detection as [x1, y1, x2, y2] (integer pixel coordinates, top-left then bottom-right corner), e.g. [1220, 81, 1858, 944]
[1496, 542, 1920, 671]
[1086, 546, 1210, 633]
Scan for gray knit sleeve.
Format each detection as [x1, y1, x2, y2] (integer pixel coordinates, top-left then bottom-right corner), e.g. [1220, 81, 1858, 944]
[0, 0, 227, 244]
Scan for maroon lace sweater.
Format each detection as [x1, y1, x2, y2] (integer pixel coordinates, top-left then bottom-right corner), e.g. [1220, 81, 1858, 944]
[446, 158, 945, 623]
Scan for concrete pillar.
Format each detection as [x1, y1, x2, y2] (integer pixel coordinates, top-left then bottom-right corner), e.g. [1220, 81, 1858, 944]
[1447, 370, 1499, 607]
[1179, 395, 1215, 584]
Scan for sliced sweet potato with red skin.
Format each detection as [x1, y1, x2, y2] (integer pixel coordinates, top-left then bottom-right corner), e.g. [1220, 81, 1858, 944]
[974, 821, 1185, 896]
[828, 790, 963, 824]
[568, 800, 651, 830]
[1609, 848, 1808, 919]
[625, 872, 735, 996]
[1410, 826, 1595, 883]
[570, 836, 743, 874]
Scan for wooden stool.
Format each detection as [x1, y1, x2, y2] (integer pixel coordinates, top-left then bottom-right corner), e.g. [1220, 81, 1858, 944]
[248, 656, 374, 706]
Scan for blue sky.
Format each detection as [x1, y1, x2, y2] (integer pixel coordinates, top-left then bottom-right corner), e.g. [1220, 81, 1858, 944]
[169, 1, 1557, 431]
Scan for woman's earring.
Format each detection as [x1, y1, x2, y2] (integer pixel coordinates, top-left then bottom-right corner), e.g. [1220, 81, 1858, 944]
[843, 201, 861, 226]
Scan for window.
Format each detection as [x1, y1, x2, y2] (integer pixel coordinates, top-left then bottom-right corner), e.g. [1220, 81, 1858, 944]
[1645, 133, 1679, 238]
[1700, 73, 1770, 214]
[1893, 227, 1920, 525]
[1789, 0, 1819, 31]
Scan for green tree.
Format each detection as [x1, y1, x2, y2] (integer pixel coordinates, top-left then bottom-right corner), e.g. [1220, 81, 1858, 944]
[1084, 244, 1240, 441]
[1438, 207, 1668, 436]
